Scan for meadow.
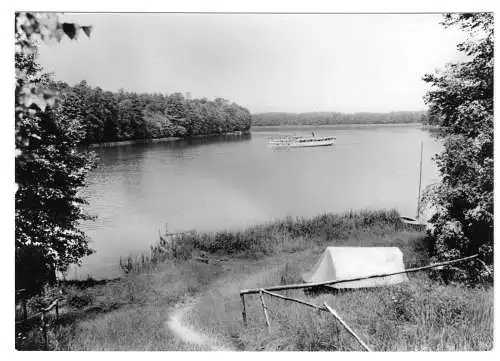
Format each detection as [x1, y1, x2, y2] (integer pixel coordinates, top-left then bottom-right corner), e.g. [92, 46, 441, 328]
[15, 209, 493, 351]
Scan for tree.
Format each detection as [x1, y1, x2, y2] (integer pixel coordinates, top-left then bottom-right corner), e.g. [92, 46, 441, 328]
[47, 78, 252, 144]
[422, 13, 493, 283]
[15, 13, 95, 296]
[165, 92, 188, 136]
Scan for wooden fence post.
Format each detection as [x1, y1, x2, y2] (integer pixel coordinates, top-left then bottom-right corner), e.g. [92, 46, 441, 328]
[41, 311, 48, 350]
[21, 299, 27, 321]
[259, 290, 271, 330]
[240, 293, 247, 326]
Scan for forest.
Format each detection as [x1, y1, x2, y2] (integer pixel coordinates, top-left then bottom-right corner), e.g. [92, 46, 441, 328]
[49, 80, 252, 144]
[252, 110, 428, 126]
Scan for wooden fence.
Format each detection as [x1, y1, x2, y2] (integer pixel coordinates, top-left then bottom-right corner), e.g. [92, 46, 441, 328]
[239, 254, 480, 351]
[15, 291, 63, 350]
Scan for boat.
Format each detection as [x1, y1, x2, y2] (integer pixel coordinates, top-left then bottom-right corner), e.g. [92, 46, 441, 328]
[401, 140, 427, 230]
[268, 135, 302, 144]
[268, 135, 336, 148]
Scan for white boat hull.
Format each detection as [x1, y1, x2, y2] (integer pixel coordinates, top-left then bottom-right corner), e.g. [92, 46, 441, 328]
[269, 138, 335, 148]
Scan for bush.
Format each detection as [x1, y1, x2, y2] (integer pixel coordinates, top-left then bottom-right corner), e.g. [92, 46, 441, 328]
[16, 245, 56, 298]
[66, 290, 94, 309]
[423, 13, 493, 283]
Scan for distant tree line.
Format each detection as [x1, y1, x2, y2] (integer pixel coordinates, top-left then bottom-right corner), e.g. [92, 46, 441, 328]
[252, 111, 428, 126]
[50, 80, 252, 144]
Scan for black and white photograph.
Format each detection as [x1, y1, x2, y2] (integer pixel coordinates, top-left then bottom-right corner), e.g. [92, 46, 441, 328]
[8, 1, 495, 353]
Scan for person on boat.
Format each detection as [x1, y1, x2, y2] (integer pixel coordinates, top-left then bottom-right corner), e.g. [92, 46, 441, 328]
[312, 132, 315, 137]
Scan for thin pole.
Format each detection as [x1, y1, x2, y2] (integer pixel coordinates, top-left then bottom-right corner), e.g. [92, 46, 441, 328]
[22, 299, 27, 321]
[41, 311, 48, 350]
[259, 290, 271, 330]
[323, 302, 372, 352]
[261, 289, 327, 312]
[43, 299, 59, 312]
[240, 254, 478, 295]
[240, 294, 247, 326]
[417, 140, 423, 220]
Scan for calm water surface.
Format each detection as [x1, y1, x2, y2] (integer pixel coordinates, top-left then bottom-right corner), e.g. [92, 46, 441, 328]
[73, 125, 441, 279]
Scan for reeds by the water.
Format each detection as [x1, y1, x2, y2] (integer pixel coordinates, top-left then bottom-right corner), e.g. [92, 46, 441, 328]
[119, 209, 407, 275]
[119, 230, 196, 274]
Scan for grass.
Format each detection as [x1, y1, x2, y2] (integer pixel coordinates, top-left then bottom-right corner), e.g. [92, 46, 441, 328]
[119, 209, 410, 274]
[15, 209, 494, 351]
[192, 260, 493, 351]
[16, 259, 224, 350]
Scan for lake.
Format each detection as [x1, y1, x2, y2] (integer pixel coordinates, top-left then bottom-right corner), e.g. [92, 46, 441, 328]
[72, 124, 442, 280]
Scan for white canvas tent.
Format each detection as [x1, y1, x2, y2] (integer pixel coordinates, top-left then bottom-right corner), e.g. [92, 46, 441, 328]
[302, 247, 408, 289]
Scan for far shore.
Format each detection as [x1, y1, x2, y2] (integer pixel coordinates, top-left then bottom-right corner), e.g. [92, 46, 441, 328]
[87, 123, 431, 148]
[87, 130, 250, 148]
[87, 123, 429, 148]
[252, 122, 424, 130]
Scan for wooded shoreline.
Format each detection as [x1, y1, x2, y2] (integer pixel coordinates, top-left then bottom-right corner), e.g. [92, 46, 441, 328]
[87, 130, 250, 148]
[86, 123, 427, 148]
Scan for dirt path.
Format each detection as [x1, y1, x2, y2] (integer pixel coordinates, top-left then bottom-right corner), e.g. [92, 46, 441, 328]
[167, 297, 234, 351]
[165, 261, 278, 351]
[165, 251, 317, 351]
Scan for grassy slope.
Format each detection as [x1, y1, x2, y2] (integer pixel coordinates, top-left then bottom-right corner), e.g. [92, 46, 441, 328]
[17, 210, 493, 351]
[189, 238, 493, 351]
[48, 260, 225, 351]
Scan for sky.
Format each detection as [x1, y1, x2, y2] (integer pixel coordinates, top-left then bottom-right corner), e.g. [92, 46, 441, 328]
[38, 13, 466, 114]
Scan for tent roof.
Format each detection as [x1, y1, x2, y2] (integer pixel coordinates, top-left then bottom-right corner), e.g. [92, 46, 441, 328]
[302, 246, 408, 288]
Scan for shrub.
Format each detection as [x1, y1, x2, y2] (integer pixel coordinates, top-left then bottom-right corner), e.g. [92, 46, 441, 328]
[66, 290, 94, 309]
[423, 13, 493, 283]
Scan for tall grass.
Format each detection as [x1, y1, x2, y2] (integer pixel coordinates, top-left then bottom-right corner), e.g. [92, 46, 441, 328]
[119, 209, 409, 274]
[23, 260, 223, 351]
[188, 250, 493, 351]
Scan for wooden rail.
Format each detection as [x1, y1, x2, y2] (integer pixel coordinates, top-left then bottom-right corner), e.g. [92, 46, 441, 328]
[323, 302, 372, 352]
[244, 288, 374, 351]
[240, 254, 478, 295]
[260, 289, 327, 312]
[15, 297, 63, 350]
[239, 254, 482, 350]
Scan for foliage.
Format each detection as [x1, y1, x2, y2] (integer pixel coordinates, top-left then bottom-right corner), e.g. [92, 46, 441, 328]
[15, 13, 92, 116]
[422, 13, 493, 283]
[66, 290, 95, 309]
[252, 110, 427, 126]
[54, 83, 252, 144]
[15, 12, 96, 296]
